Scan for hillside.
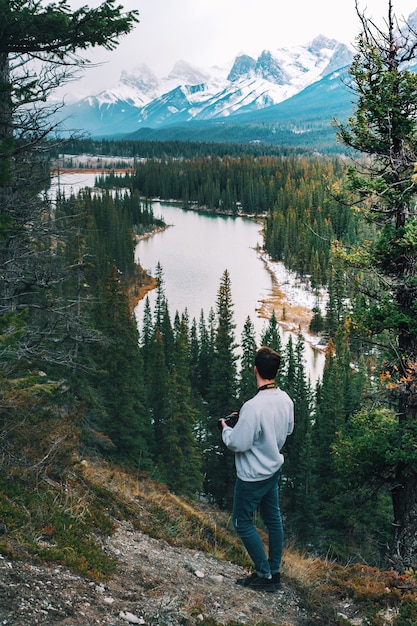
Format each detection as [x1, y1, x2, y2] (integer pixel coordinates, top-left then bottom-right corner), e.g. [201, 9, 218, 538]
[1, 461, 416, 626]
[0, 520, 306, 625]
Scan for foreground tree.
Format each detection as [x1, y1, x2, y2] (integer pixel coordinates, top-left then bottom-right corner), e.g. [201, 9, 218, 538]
[1, 0, 138, 319]
[334, 0, 417, 568]
[0, 1, 138, 473]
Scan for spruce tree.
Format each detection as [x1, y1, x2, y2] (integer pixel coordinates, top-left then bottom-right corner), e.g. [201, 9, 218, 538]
[204, 270, 238, 507]
[313, 339, 344, 493]
[141, 296, 153, 370]
[238, 316, 257, 403]
[147, 329, 169, 458]
[281, 333, 316, 544]
[333, 0, 417, 568]
[95, 265, 153, 467]
[260, 310, 283, 387]
[153, 262, 166, 331]
[158, 317, 202, 495]
[283, 335, 296, 397]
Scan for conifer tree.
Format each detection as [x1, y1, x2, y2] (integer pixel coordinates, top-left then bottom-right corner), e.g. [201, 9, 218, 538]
[282, 333, 316, 544]
[333, 0, 417, 567]
[260, 310, 282, 353]
[312, 338, 344, 495]
[194, 310, 212, 398]
[147, 329, 169, 457]
[161, 301, 175, 366]
[209, 270, 238, 412]
[260, 310, 283, 387]
[189, 317, 200, 392]
[141, 296, 153, 370]
[204, 270, 238, 507]
[283, 335, 296, 397]
[238, 316, 257, 403]
[94, 265, 152, 467]
[158, 317, 202, 495]
[153, 262, 166, 331]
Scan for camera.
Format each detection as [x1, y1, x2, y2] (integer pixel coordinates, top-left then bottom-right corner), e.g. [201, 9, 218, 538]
[218, 411, 239, 430]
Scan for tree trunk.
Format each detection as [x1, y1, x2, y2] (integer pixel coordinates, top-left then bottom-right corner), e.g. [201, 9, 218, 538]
[391, 466, 417, 569]
[0, 52, 12, 142]
[391, 347, 417, 570]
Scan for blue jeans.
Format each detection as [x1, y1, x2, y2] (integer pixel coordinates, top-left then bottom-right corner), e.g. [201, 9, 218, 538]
[232, 470, 283, 578]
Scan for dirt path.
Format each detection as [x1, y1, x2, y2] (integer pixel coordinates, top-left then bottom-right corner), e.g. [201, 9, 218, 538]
[0, 521, 310, 625]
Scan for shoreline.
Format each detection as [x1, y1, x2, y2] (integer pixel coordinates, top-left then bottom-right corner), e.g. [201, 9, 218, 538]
[131, 224, 170, 307]
[134, 224, 170, 243]
[54, 173, 326, 352]
[134, 223, 327, 353]
[51, 168, 135, 175]
[256, 252, 327, 353]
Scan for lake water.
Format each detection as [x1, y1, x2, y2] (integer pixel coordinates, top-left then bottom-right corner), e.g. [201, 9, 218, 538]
[52, 173, 325, 384]
[135, 203, 325, 384]
[135, 203, 269, 332]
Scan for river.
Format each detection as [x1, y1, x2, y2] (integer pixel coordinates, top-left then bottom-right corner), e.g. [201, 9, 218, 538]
[52, 172, 325, 384]
[134, 202, 325, 385]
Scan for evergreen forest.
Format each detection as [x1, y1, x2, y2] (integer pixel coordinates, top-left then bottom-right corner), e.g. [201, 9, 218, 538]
[0, 136, 411, 569]
[2, 2, 417, 609]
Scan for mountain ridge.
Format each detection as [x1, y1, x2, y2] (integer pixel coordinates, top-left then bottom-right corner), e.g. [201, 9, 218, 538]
[57, 35, 354, 143]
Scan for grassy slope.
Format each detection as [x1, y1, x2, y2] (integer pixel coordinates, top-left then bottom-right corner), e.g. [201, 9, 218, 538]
[1, 460, 417, 625]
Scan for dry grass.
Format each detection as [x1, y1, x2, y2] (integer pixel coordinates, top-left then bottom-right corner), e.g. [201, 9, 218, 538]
[80, 460, 250, 566]
[281, 546, 325, 589]
[79, 461, 417, 625]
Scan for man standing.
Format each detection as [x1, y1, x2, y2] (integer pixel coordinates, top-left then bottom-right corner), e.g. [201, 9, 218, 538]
[219, 346, 294, 592]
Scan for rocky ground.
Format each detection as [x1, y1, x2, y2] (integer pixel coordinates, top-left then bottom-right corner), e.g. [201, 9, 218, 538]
[0, 520, 314, 626]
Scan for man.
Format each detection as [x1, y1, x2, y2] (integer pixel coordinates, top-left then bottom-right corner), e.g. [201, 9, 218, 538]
[219, 346, 294, 592]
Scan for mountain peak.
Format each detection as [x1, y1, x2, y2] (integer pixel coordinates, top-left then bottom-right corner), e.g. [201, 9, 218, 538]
[227, 55, 256, 82]
[167, 60, 209, 85]
[255, 50, 289, 85]
[308, 34, 342, 52]
[120, 64, 159, 94]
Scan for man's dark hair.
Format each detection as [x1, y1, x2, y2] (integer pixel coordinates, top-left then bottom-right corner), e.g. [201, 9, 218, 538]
[255, 346, 281, 380]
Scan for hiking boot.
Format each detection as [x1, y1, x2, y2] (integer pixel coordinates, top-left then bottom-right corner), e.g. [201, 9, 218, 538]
[236, 572, 275, 592]
[271, 572, 281, 587]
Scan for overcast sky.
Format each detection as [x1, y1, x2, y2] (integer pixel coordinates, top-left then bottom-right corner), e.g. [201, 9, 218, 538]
[67, 0, 417, 97]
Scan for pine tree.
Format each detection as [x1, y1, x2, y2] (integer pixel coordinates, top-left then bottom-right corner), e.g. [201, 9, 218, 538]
[238, 316, 257, 403]
[282, 333, 316, 544]
[158, 317, 202, 495]
[94, 266, 153, 467]
[333, 0, 417, 568]
[204, 270, 238, 507]
[260, 310, 283, 387]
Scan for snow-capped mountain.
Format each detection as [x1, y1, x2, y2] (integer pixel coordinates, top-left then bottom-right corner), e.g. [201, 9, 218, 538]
[58, 36, 353, 137]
